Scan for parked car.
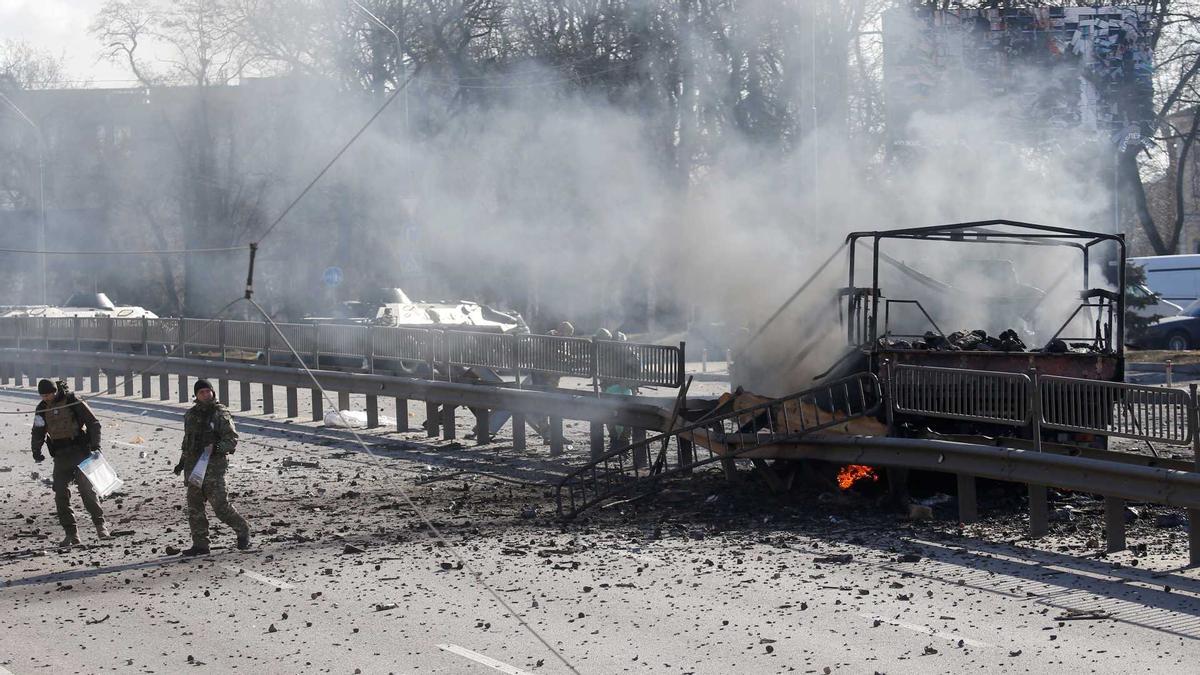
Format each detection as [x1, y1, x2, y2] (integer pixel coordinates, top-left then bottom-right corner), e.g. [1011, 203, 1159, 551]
[1140, 299, 1200, 350]
[1126, 281, 1183, 319]
[1129, 254, 1200, 306]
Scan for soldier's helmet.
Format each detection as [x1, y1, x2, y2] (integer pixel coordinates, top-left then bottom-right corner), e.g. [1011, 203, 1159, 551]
[594, 328, 613, 340]
[556, 321, 575, 337]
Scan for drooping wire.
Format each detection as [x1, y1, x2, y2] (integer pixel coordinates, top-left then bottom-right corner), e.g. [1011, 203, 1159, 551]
[249, 78, 410, 248]
[243, 296, 581, 675]
[0, 246, 246, 255]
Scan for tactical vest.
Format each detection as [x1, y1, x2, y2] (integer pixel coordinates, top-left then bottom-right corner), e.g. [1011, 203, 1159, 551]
[186, 407, 219, 454]
[43, 400, 81, 441]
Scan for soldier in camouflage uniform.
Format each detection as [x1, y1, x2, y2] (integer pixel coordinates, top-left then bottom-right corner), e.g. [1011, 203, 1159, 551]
[173, 379, 250, 556]
[30, 378, 109, 547]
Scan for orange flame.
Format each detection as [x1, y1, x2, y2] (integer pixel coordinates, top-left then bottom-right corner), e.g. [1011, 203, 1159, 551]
[837, 464, 879, 490]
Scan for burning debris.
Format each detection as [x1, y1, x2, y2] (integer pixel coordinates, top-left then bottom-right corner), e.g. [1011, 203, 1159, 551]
[836, 464, 879, 491]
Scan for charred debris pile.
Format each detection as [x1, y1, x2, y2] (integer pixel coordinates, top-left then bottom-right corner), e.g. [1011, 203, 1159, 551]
[880, 329, 1110, 355]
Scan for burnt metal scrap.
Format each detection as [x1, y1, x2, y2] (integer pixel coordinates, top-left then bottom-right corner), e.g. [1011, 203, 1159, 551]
[881, 328, 1108, 354]
[881, 328, 1027, 352]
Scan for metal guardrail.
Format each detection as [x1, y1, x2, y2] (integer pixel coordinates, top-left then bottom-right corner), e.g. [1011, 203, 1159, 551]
[890, 364, 1030, 427]
[0, 316, 685, 389]
[557, 372, 881, 519]
[0, 347, 672, 433]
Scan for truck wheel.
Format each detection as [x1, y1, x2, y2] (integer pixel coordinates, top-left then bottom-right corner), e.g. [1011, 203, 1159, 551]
[1167, 332, 1191, 351]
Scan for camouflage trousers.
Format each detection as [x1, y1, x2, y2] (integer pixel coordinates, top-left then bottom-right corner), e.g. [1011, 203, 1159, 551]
[52, 454, 105, 535]
[185, 461, 249, 549]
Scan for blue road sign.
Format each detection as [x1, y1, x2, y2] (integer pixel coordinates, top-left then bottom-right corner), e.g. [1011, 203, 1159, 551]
[323, 266, 343, 287]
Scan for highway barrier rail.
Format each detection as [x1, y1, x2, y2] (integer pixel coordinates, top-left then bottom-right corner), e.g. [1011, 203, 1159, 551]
[0, 316, 685, 389]
[0, 347, 674, 457]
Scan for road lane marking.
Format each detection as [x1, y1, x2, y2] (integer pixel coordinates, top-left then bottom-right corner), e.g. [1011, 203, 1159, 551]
[221, 565, 294, 589]
[437, 644, 534, 675]
[860, 614, 996, 649]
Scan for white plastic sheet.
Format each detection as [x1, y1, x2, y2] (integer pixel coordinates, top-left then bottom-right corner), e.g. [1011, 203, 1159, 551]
[323, 410, 396, 428]
[187, 446, 212, 488]
[78, 451, 124, 498]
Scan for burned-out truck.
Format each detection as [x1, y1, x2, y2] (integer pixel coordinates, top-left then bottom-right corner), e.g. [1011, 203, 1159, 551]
[832, 220, 1125, 447]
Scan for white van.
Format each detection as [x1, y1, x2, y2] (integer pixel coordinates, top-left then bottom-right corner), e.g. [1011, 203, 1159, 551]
[1130, 254, 1200, 306]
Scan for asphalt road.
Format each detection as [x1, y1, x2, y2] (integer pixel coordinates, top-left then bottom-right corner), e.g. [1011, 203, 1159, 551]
[1, 378, 1199, 674]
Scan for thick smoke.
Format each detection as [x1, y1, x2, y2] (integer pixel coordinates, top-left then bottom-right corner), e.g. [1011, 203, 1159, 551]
[233, 5, 1120, 396]
[1, 3, 1127, 396]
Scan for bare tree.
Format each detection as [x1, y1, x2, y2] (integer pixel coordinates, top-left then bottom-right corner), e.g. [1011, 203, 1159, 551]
[1126, 0, 1200, 254]
[91, 0, 274, 314]
[91, 0, 162, 86]
[0, 40, 67, 91]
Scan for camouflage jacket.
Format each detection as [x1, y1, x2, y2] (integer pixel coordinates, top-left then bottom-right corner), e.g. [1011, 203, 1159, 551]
[177, 401, 238, 471]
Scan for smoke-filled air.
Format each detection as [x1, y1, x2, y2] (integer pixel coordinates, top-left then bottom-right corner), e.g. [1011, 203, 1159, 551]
[0, 2, 1161, 393]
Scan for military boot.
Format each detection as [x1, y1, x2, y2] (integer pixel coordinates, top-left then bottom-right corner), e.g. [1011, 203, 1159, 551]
[236, 531, 251, 550]
[180, 545, 210, 557]
[95, 521, 111, 540]
[58, 530, 81, 548]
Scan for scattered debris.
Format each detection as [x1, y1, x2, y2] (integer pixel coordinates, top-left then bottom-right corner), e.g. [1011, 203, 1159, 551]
[1156, 512, 1185, 528]
[1053, 609, 1112, 621]
[908, 504, 934, 521]
[282, 458, 320, 469]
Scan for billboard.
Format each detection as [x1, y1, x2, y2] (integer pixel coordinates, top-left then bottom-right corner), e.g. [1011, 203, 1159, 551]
[883, 6, 1155, 144]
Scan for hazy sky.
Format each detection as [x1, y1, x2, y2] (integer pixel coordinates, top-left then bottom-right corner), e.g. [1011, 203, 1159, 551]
[1, 0, 140, 87]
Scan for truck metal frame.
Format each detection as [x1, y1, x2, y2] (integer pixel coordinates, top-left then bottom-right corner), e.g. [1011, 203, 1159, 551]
[842, 220, 1126, 442]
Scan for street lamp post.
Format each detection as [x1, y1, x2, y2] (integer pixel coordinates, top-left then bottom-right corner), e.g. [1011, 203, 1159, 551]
[351, 0, 409, 133]
[0, 90, 47, 305]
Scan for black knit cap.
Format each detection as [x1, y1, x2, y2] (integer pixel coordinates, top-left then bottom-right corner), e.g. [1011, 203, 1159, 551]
[37, 379, 56, 395]
[194, 379, 214, 396]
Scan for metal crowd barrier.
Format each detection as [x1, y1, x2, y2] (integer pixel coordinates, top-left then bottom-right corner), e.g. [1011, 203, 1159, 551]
[1040, 374, 1192, 445]
[0, 316, 685, 389]
[517, 334, 593, 378]
[889, 364, 1031, 427]
[887, 363, 1194, 447]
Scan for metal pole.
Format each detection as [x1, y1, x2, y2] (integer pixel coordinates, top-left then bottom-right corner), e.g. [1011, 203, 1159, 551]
[1190, 384, 1200, 566]
[351, 0, 409, 134]
[1113, 148, 1119, 235]
[1028, 368, 1048, 537]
